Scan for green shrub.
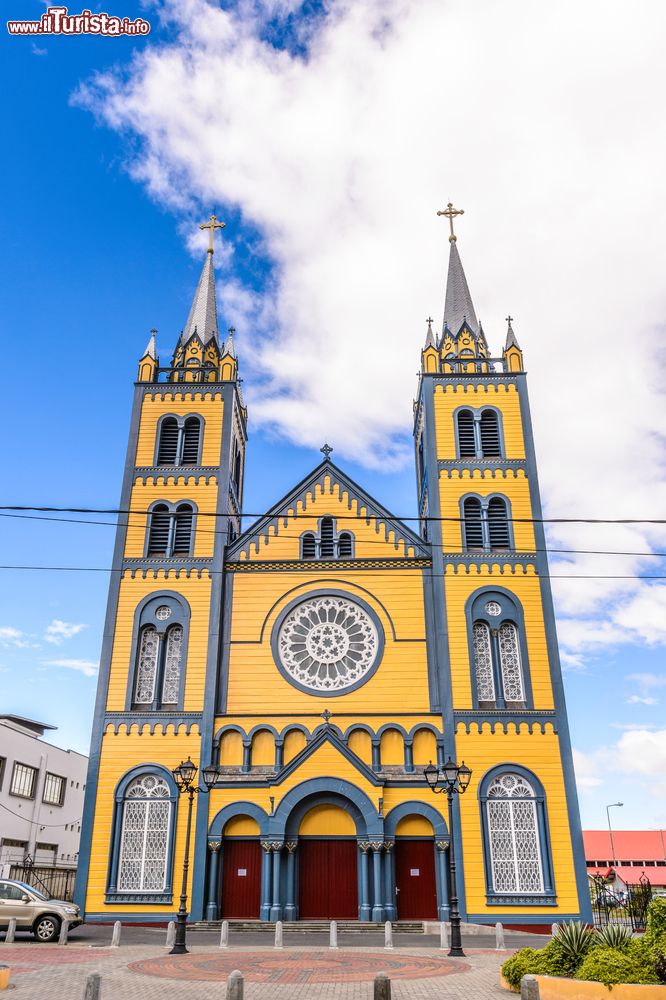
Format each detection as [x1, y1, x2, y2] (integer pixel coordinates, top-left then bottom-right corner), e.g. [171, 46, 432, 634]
[575, 941, 659, 986]
[594, 924, 633, 950]
[645, 897, 666, 942]
[554, 920, 594, 969]
[501, 949, 542, 990]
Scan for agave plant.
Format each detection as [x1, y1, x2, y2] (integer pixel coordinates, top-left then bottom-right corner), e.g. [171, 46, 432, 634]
[555, 920, 594, 965]
[595, 923, 633, 949]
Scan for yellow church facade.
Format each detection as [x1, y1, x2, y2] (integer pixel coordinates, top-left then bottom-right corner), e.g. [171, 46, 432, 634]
[75, 213, 591, 929]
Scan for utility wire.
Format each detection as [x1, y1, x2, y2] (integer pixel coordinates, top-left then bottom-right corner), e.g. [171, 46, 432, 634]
[0, 799, 81, 829]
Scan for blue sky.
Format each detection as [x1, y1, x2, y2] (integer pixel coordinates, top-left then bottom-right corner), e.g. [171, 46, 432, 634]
[2, 0, 666, 832]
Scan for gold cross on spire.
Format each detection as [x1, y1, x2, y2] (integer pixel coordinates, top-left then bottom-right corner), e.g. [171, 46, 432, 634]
[437, 201, 464, 243]
[199, 213, 225, 254]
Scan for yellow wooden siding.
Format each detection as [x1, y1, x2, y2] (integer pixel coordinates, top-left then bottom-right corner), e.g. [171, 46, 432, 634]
[219, 730, 243, 766]
[395, 815, 434, 836]
[347, 730, 372, 764]
[224, 816, 259, 837]
[105, 573, 212, 713]
[283, 730, 307, 762]
[134, 394, 224, 467]
[412, 729, 437, 766]
[124, 480, 218, 560]
[433, 382, 526, 460]
[251, 730, 275, 766]
[380, 729, 404, 765]
[299, 804, 356, 836]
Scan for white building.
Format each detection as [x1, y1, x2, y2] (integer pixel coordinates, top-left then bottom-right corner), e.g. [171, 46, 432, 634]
[0, 715, 89, 870]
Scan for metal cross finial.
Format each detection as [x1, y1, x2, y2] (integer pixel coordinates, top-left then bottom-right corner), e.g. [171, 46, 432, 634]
[228, 326, 235, 336]
[437, 201, 464, 243]
[150, 328, 157, 335]
[426, 316, 434, 327]
[199, 213, 226, 254]
[320, 443, 333, 460]
[321, 709, 332, 724]
[505, 315, 514, 326]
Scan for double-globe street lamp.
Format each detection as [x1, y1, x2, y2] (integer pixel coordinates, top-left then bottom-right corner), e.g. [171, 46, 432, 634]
[424, 757, 472, 958]
[170, 756, 221, 955]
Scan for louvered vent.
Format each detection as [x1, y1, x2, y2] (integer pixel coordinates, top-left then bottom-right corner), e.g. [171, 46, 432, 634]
[480, 410, 501, 457]
[320, 517, 335, 558]
[157, 418, 179, 464]
[181, 418, 200, 464]
[172, 504, 194, 554]
[463, 497, 484, 549]
[457, 410, 476, 457]
[338, 532, 353, 557]
[147, 505, 171, 555]
[301, 533, 316, 560]
[487, 497, 510, 549]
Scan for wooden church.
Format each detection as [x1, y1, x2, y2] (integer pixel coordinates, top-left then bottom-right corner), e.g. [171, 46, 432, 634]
[75, 209, 591, 929]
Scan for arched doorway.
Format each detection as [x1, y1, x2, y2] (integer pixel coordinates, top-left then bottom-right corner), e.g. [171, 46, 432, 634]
[394, 815, 438, 919]
[298, 804, 358, 919]
[220, 815, 261, 918]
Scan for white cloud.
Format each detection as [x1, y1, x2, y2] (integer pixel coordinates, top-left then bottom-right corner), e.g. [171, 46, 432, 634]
[615, 728, 666, 795]
[626, 695, 658, 706]
[44, 620, 87, 645]
[43, 658, 99, 678]
[0, 626, 32, 649]
[76, 0, 666, 654]
[572, 749, 603, 791]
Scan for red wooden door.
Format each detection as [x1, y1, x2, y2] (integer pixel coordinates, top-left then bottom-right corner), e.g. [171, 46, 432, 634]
[299, 840, 358, 919]
[394, 839, 438, 919]
[221, 840, 261, 918]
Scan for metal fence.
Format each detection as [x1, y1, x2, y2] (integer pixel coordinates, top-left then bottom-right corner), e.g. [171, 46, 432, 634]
[589, 873, 652, 931]
[9, 862, 77, 901]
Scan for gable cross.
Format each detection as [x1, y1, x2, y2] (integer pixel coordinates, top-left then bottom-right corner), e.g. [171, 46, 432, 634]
[320, 443, 333, 460]
[321, 709, 333, 725]
[437, 201, 464, 243]
[199, 213, 225, 254]
[505, 315, 514, 325]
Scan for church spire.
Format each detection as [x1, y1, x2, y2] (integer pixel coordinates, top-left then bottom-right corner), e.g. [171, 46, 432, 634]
[178, 214, 225, 348]
[437, 201, 479, 337]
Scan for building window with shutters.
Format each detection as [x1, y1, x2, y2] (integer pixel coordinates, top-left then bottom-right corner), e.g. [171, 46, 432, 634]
[455, 406, 504, 459]
[461, 494, 512, 551]
[466, 589, 532, 709]
[127, 594, 189, 711]
[106, 767, 178, 904]
[146, 501, 195, 557]
[155, 414, 203, 466]
[299, 516, 355, 560]
[479, 767, 555, 904]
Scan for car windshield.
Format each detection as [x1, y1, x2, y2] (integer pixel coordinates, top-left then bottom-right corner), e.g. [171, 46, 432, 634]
[15, 882, 49, 901]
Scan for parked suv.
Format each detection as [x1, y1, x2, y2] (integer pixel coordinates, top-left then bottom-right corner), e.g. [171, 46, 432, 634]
[0, 880, 82, 942]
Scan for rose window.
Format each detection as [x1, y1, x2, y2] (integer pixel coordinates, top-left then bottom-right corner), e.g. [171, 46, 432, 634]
[277, 596, 379, 692]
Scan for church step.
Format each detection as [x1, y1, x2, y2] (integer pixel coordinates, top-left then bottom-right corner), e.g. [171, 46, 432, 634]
[189, 920, 425, 933]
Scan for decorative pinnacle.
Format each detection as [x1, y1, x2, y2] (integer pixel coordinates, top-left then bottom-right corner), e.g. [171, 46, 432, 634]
[321, 709, 332, 724]
[320, 443, 333, 460]
[437, 201, 464, 242]
[199, 213, 225, 254]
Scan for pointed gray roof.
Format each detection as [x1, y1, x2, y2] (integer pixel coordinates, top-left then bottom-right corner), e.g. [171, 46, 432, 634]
[424, 317, 436, 349]
[505, 318, 521, 350]
[180, 252, 219, 346]
[442, 241, 478, 337]
[142, 330, 157, 359]
[222, 327, 237, 358]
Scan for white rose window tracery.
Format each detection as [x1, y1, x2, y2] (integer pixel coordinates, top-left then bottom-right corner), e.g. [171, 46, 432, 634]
[277, 596, 379, 692]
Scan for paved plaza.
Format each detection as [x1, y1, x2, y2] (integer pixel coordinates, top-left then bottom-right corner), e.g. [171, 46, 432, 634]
[0, 926, 539, 999]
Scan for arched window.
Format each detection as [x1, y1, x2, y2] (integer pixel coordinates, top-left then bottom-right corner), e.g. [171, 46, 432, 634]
[128, 595, 189, 711]
[487, 497, 510, 549]
[146, 503, 195, 557]
[480, 410, 501, 456]
[157, 418, 179, 464]
[156, 416, 202, 466]
[484, 773, 549, 897]
[301, 533, 316, 560]
[117, 774, 172, 893]
[181, 418, 201, 464]
[463, 497, 484, 549]
[457, 410, 476, 457]
[468, 591, 529, 708]
[320, 517, 335, 558]
[232, 442, 242, 496]
[338, 532, 353, 558]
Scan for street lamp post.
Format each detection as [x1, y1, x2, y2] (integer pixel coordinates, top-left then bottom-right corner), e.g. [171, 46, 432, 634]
[170, 757, 221, 955]
[424, 757, 472, 958]
[606, 801, 623, 870]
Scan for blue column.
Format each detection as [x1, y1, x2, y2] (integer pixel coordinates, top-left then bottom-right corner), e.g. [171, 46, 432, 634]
[437, 841, 450, 921]
[270, 843, 283, 921]
[242, 741, 251, 773]
[206, 841, 221, 921]
[284, 841, 297, 920]
[404, 741, 414, 773]
[274, 740, 284, 771]
[371, 844, 384, 922]
[371, 740, 381, 771]
[359, 843, 371, 920]
[260, 843, 272, 920]
[383, 842, 396, 920]
[436, 742, 445, 768]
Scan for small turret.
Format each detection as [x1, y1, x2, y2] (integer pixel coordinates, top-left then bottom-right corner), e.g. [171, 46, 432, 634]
[137, 329, 158, 382]
[502, 315, 524, 372]
[421, 316, 439, 373]
[220, 327, 238, 381]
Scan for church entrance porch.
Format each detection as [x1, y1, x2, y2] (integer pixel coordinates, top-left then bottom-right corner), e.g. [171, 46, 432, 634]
[394, 839, 438, 919]
[220, 839, 262, 918]
[298, 840, 358, 919]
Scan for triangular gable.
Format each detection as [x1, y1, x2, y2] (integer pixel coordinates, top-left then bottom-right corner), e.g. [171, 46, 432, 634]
[227, 459, 429, 561]
[272, 725, 383, 787]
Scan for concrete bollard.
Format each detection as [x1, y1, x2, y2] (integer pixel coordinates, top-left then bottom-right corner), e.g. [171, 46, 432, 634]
[439, 921, 449, 951]
[83, 972, 102, 1000]
[165, 921, 175, 949]
[329, 920, 338, 949]
[551, 922, 559, 938]
[495, 921, 505, 951]
[220, 920, 229, 949]
[58, 920, 69, 946]
[111, 921, 121, 948]
[374, 972, 391, 1000]
[226, 969, 244, 1000]
[521, 974, 541, 1000]
[384, 921, 394, 950]
[5, 919, 16, 944]
[274, 920, 283, 949]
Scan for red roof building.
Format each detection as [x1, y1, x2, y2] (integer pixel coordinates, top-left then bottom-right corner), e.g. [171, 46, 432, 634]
[584, 830, 666, 888]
